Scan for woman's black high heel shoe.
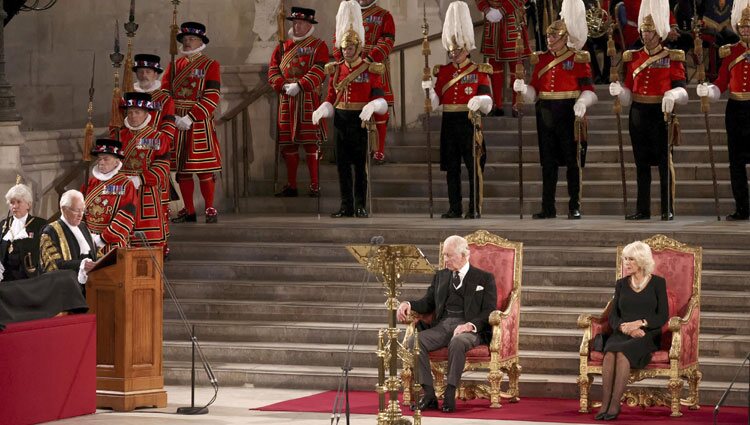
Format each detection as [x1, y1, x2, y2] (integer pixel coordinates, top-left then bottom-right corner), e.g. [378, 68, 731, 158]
[594, 411, 608, 420]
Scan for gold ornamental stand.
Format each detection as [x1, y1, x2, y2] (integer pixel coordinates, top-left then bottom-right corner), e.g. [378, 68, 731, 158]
[346, 244, 434, 425]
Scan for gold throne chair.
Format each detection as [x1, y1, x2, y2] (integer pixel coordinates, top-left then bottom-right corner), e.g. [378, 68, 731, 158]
[400, 230, 522, 408]
[577, 234, 702, 417]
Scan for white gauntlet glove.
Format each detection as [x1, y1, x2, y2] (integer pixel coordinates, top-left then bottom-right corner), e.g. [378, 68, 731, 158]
[467, 95, 493, 114]
[609, 82, 632, 107]
[175, 115, 193, 131]
[127, 175, 142, 190]
[312, 102, 333, 125]
[513, 79, 527, 94]
[662, 87, 688, 113]
[486, 7, 503, 23]
[696, 83, 720, 102]
[609, 82, 622, 96]
[573, 90, 598, 118]
[359, 98, 387, 121]
[283, 82, 300, 96]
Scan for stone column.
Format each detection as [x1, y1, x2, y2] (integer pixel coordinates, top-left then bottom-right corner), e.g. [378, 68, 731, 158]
[0, 0, 26, 192]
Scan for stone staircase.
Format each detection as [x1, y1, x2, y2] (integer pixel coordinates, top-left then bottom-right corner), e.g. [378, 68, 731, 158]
[162, 217, 749, 407]
[239, 84, 738, 217]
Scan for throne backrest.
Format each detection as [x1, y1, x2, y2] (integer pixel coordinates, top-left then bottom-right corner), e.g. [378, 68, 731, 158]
[617, 234, 702, 348]
[440, 230, 522, 310]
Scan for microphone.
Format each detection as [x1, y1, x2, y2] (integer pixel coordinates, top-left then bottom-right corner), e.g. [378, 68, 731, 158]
[133, 231, 219, 414]
[370, 235, 384, 245]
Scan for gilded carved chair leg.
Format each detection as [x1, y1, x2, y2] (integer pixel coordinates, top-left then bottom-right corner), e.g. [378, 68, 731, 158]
[400, 368, 413, 406]
[433, 365, 446, 399]
[577, 373, 593, 413]
[507, 361, 521, 402]
[488, 369, 504, 408]
[688, 370, 702, 410]
[668, 378, 684, 417]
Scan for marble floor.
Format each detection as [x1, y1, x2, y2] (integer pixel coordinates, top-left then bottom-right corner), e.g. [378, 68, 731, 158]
[50, 385, 591, 425]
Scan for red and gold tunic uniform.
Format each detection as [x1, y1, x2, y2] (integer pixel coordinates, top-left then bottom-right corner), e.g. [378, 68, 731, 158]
[715, 42, 750, 100]
[162, 52, 221, 173]
[476, 0, 531, 61]
[268, 35, 329, 144]
[528, 49, 595, 99]
[118, 124, 173, 246]
[83, 173, 138, 254]
[324, 59, 385, 110]
[623, 46, 687, 103]
[433, 60, 493, 110]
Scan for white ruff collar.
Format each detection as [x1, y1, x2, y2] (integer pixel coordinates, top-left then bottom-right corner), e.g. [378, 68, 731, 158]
[124, 113, 152, 131]
[179, 43, 206, 57]
[92, 161, 123, 182]
[134, 80, 162, 93]
[288, 26, 315, 42]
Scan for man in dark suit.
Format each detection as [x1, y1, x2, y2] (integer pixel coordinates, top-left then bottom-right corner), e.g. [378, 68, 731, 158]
[39, 190, 98, 292]
[397, 235, 497, 413]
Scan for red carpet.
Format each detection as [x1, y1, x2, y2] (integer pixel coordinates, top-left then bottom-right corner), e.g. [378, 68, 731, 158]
[254, 390, 748, 424]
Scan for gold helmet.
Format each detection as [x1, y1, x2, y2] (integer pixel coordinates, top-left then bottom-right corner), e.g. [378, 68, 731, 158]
[731, 0, 750, 33]
[546, 19, 568, 37]
[335, 1, 365, 59]
[637, 0, 670, 39]
[639, 14, 656, 32]
[551, 0, 588, 50]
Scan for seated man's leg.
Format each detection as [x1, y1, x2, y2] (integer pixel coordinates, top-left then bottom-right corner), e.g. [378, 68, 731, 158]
[405, 320, 456, 388]
[446, 332, 482, 388]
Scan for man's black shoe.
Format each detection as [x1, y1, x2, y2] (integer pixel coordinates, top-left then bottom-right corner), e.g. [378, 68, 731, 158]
[441, 210, 462, 219]
[330, 209, 354, 218]
[171, 209, 197, 223]
[489, 107, 505, 117]
[464, 211, 480, 219]
[274, 185, 298, 197]
[355, 207, 369, 218]
[625, 212, 650, 220]
[726, 211, 749, 221]
[532, 211, 556, 219]
[661, 212, 674, 221]
[414, 395, 438, 411]
[441, 385, 456, 413]
[568, 209, 581, 219]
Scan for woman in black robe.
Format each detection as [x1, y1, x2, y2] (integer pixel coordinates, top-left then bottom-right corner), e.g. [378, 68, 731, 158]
[0, 184, 46, 281]
[596, 241, 669, 420]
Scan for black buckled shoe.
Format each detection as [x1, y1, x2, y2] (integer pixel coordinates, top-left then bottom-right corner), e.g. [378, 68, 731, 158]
[661, 212, 674, 221]
[726, 211, 750, 221]
[568, 209, 582, 220]
[625, 212, 650, 220]
[171, 208, 197, 223]
[355, 207, 369, 218]
[274, 185, 298, 197]
[205, 207, 218, 223]
[532, 211, 556, 219]
[308, 183, 320, 198]
[441, 385, 456, 413]
[464, 211, 480, 219]
[330, 208, 354, 218]
[413, 395, 438, 411]
[441, 210, 462, 219]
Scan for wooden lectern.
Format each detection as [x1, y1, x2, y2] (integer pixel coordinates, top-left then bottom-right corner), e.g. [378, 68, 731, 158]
[87, 247, 167, 411]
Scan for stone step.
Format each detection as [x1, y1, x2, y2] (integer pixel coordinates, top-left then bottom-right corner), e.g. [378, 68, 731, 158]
[162, 333, 748, 377]
[162, 363, 748, 407]
[168, 220, 750, 250]
[168, 242, 750, 271]
[165, 260, 750, 293]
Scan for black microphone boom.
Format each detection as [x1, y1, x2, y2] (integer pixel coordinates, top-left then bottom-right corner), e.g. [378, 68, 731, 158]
[133, 231, 218, 415]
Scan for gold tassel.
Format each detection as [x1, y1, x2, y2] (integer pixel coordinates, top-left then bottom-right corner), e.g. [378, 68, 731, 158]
[110, 86, 123, 129]
[606, 37, 615, 57]
[83, 121, 94, 162]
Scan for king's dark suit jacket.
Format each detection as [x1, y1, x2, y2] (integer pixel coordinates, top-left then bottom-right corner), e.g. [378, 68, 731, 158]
[409, 265, 497, 344]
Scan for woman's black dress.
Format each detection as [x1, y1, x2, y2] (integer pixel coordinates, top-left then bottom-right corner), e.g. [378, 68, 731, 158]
[0, 215, 46, 281]
[604, 275, 669, 369]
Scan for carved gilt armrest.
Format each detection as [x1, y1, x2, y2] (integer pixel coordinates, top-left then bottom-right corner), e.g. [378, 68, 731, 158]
[668, 297, 700, 365]
[488, 292, 519, 356]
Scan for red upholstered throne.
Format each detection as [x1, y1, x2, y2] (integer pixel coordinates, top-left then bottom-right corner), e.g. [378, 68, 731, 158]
[401, 230, 522, 408]
[577, 234, 702, 417]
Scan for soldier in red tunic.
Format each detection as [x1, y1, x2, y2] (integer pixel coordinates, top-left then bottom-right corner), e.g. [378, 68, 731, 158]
[514, 0, 598, 219]
[116, 92, 174, 253]
[476, 0, 530, 116]
[268, 7, 329, 197]
[423, 1, 493, 219]
[333, 0, 395, 163]
[312, 0, 387, 218]
[162, 22, 222, 224]
[131, 54, 175, 246]
[84, 139, 138, 254]
[697, 1, 750, 220]
[610, 0, 688, 220]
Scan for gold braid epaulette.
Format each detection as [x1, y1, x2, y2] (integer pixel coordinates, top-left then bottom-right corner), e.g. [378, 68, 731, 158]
[719, 44, 732, 59]
[622, 50, 635, 62]
[530, 51, 541, 65]
[432, 64, 441, 77]
[324, 61, 338, 75]
[668, 49, 685, 62]
[574, 51, 591, 63]
[367, 62, 385, 75]
[477, 63, 493, 73]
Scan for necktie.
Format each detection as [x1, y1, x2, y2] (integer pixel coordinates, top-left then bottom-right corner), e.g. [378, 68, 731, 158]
[452, 271, 461, 289]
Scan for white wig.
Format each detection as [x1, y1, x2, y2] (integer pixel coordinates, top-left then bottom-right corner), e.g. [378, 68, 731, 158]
[442, 1, 475, 51]
[5, 184, 33, 206]
[60, 189, 85, 209]
[560, 0, 588, 50]
[335, 0, 365, 49]
[622, 241, 656, 276]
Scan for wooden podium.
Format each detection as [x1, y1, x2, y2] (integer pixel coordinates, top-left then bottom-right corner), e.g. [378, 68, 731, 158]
[87, 247, 167, 411]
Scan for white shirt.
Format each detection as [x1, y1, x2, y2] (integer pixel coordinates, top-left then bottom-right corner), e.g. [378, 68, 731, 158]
[2, 214, 29, 241]
[452, 261, 471, 290]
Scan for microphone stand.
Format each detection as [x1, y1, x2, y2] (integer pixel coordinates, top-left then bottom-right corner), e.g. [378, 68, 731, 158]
[134, 232, 218, 414]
